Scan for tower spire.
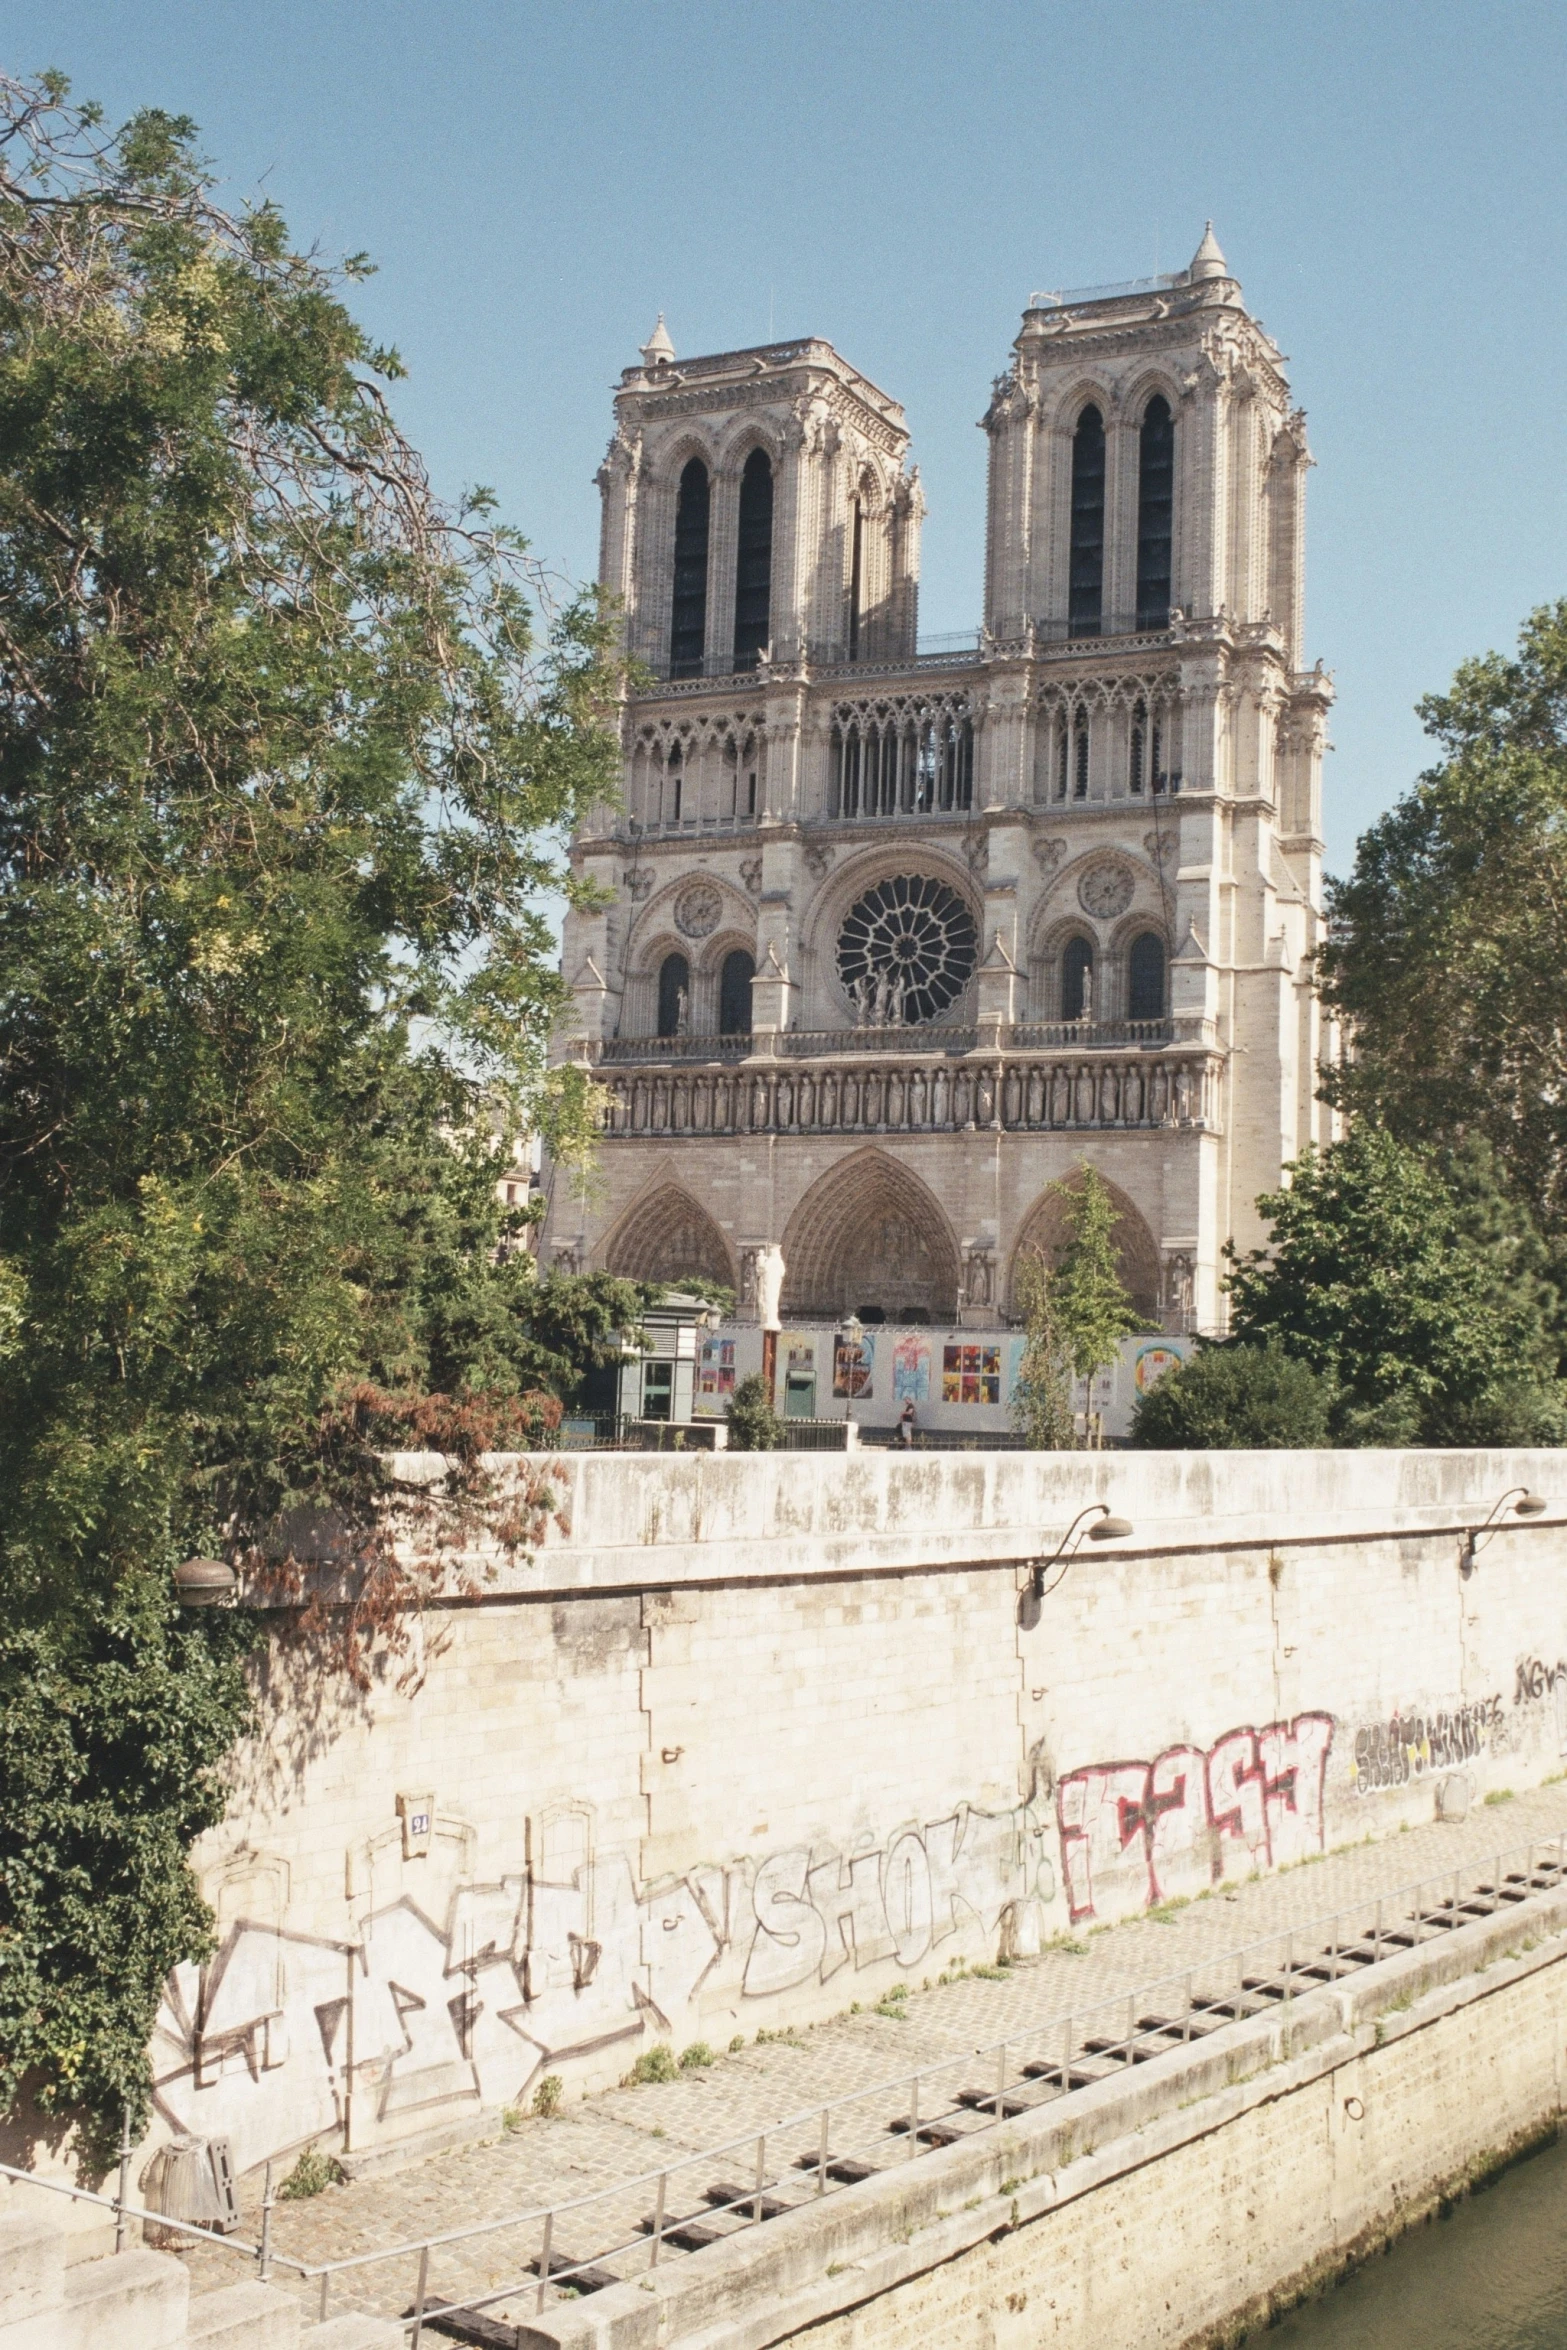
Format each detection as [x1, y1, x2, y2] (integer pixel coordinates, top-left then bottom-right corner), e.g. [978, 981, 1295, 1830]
[640, 313, 675, 367]
[1188, 222, 1228, 282]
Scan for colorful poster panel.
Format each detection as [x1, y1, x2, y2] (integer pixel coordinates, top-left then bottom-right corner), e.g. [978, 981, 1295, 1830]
[833, 1332, 875, 1398]
[941, 1343, 1001, 1404]
[694, 1336, 736, 1415]
[892, 1331, 931, 1404]
[1134, 1342, 1183, 1394]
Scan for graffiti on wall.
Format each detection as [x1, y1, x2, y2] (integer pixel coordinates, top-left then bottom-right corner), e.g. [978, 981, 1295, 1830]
[743, 1799, 1051, 1996]
[1055, 1713, 1335, 1923]
[1348, 1699, 1502, 1793]
[1514, 1657, 1567, 1757]
[1348, 1662, 1567, 1798]
[152, 1795, 1052, 2174]
[168, 1667, 1567, 2169]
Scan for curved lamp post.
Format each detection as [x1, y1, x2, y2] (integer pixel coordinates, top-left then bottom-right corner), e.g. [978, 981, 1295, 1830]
[1027, 1502, 1135, 1609]
[1458, 1488, 1548, 1580]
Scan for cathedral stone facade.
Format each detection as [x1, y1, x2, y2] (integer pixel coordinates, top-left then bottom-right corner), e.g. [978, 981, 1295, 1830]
[547, 230, 1334, 1337]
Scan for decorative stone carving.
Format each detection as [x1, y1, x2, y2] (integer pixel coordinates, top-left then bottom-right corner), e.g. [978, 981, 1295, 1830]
[1142, 831, 1174, 867]
[804, 842, 834, 879]
[623, 866, 654, 901]
[1078, 861, 1135, 919]
[1032, 836, 1065, 872]
[739, 858, 763, 896]
[754, 1244, 785, 1332]
[962, 1246, 996, 1307]
[965, 834, 989, 875]
[674, 880, 723, 939]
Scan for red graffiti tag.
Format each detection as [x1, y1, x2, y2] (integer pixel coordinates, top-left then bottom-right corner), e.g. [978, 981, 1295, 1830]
[1055, 1713, 1335, 1923]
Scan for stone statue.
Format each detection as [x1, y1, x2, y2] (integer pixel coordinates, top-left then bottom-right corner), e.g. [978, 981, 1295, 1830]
[674, 984, 689, 1036]
[755, 1244, 785, 1333]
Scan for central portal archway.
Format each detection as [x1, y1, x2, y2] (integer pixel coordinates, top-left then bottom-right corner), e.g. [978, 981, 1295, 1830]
[780, 1150, 961, 1322]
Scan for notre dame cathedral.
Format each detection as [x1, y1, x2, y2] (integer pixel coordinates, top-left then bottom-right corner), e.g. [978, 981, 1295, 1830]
[545, 228, 1334, 1337]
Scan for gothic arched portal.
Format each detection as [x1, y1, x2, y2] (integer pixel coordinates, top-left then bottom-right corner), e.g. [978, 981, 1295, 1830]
[780, 1150, 961, 1323]
[1007, 1170, 1161, 1322]
[603, 1185, 735, 1291]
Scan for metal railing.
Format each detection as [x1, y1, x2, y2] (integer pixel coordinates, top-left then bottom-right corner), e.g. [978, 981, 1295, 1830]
[9, 1830, 1562, 2340]
[1031, 272, 1186, 307]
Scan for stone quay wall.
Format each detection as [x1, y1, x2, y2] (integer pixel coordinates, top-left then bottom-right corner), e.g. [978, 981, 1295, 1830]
[154, 1450, 1567, 2182]
[519, 1867, 1567, 2350]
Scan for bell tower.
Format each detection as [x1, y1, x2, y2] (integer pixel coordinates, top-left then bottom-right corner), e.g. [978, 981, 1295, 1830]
[598, 323, 923, 677]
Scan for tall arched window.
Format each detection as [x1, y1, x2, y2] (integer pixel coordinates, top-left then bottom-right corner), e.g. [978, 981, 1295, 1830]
[847, 496, 864, 660]
[733, 449, 774, 670]
[1136, 396, 1174, 630]
[1129, 698, 1147, 795]
[1074, 708, 1090, 800]
[657, 951, 690, 1038]
[719, 949, 755, 1036]
[670, 459, 710, 678]
[1128, 931, 1165, 1020]
[1062, 936, 1094, 1022]
[1068, 405, 1105, 638]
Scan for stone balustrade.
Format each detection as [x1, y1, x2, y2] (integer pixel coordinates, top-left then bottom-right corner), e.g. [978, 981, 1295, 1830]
[597, 1040, 1222, 1140]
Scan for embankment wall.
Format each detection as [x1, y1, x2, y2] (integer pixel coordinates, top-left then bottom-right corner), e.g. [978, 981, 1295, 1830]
[147, 1449, 1567, 2178]
[516, 1868, 1567, 2350]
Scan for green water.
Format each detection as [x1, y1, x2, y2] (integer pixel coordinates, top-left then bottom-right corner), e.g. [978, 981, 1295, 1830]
[1269, 2135, 1567, 2348]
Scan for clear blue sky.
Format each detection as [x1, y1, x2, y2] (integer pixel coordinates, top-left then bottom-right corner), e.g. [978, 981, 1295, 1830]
[11, 1, 1567, 871]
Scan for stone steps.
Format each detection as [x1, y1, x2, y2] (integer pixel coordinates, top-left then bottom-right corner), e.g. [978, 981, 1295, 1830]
[0, 2200, 400, 2350]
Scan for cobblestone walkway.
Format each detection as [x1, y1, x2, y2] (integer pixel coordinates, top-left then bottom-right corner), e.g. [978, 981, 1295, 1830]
[178, 1784, 1567, 2330]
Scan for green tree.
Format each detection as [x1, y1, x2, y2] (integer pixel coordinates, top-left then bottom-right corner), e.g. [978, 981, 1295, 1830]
[1226, 1128, 1566, 1446]
[726, 1372, 784, 1452]
[1011, 1167, 1145, 1448]
[1322, 600, 1567, 1239]
[0, 76, 621, 2151]
[1127, 1338, 1337, 1450]
[1053, 1165, 1148, 1378]
[1010, 1249, 1075, 1449]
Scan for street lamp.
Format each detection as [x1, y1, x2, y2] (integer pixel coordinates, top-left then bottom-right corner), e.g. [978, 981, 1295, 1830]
[1458, 1488, 1548, 1579]
[174, 1556, 238, 1608]
[1024, 1503, 1135, 1614]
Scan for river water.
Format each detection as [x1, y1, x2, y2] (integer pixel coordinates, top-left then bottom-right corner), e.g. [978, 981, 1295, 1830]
[1268, 2134, 1567, 2349]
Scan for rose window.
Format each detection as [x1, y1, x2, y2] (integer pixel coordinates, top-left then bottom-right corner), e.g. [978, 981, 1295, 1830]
[836, 874, 978, 1025]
